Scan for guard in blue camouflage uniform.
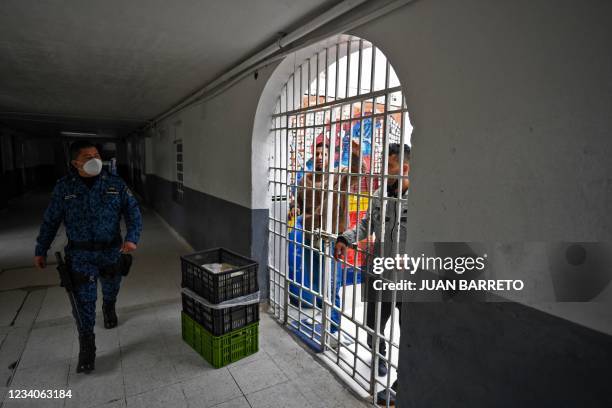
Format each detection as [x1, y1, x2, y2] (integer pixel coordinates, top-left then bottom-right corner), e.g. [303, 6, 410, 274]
[34, 140, 142, 374]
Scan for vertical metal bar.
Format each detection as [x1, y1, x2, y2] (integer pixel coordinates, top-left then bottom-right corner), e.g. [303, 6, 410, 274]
[357, 39, 363, 96]
[350, 105, 360, 327]
[306, 57, 316, 333]
[269, 119, 275, 316]
[275, 114, 279, 317]
[335, 44, 340, 104]
[384, 92, 406, 403]
[289, 74, 293, 112]
[310, 162, 318, 340]
[327, 47, 340, 348]
[291, 165, 296, 318]
[345, 41, 351, 99]
[340, 107, 349, 329]
[291, 121, 299, 323]
[342, 106, 355, 377]
[323, 45, 331, 348]
[363, 97, 379, 392]
[340, 40, 351, 337]
[276, 101, 281, 319]
[370, 46, 376, 97]
[329, 107, 339, 339]
[315, 52, 320, 106]
[298, 62, 306, 323]
[283, 86, 291, 324]
[332, 43, 344, 362]
[322, 106, 336, 351]
[350, 99, 365, 379]
[329, 106, 342, 344]
[272, 97, 279, 319]
[333, 103, 344, 366]
[270, 113, 280, 318]
[338, 40, 357, 370]
[307, 58, 311, 109]
[278, 81, 289, 321]
[270, 104, 275, 315]
[324, 47, 329, 106]
[298, 114, 305, 319]
[316, 119, 325, 331]
[370, 58, 391, 397]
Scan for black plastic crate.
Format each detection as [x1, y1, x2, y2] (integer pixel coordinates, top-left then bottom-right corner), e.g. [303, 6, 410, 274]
[181, 248, 259, 304]
[182, 291, 260, 336]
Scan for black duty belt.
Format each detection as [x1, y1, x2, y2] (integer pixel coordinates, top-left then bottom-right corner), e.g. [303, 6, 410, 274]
[68, 240, 121, 251]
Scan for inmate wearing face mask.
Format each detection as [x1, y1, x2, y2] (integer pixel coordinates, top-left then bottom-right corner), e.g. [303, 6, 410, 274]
[34, 140, 142, 374]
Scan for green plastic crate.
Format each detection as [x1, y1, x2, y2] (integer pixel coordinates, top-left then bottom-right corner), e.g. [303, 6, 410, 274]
[181, 312, 258, 368]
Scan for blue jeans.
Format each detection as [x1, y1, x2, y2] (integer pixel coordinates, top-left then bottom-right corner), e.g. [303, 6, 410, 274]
[297, 241, 344, 333]
[329, 263, 362, 333]
[287, 218, 361, 333]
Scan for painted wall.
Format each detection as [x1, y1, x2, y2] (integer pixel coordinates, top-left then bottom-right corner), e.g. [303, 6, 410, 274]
[352, 0, 612, 243]
[144, 63, 279, 298]
[147, 63, 279, 209]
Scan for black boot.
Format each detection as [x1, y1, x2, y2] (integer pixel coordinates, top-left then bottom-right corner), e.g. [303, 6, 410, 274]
[77, 333, 96, 374]
[102, 302, 118, 329]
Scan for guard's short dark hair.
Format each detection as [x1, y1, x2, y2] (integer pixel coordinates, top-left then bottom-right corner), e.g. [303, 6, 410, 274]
[70, 140, 97, 160]
[388, 143, 411, 161]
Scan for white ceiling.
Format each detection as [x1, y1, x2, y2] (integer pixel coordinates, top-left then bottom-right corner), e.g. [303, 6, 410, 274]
[0, 0, 340, 136]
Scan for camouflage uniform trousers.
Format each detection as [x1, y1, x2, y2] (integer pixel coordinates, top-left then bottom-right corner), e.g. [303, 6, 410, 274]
[68, 248, 122, 335]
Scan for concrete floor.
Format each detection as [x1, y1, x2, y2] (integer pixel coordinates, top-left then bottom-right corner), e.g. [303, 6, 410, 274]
[0, 192, 367, 408]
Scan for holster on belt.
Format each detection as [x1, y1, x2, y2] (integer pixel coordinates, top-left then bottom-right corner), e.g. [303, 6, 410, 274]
[57, 255, 90, 290]
[119, 253, 133, 277]
[99, 254, 133, 279]
[56, 254, 74, 292]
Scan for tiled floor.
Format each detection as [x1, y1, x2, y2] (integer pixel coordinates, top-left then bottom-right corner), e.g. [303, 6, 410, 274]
[0, 193, 368, 408]
[1, 302, 368, 408]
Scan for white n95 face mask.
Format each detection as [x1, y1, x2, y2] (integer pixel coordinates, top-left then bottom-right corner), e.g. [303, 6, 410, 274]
[83, 158, 103, 176]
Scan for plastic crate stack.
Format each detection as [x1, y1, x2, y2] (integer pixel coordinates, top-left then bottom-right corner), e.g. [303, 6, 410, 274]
[180, 248, 260, 368]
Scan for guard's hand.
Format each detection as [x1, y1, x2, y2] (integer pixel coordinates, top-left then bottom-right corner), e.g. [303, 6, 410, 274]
[34, 256, 47, 269]
[121, 241, 137, 253]
[334, 241, 347, 260]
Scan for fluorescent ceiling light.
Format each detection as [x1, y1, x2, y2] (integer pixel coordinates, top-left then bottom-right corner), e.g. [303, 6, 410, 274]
[60, 131, 99, 137]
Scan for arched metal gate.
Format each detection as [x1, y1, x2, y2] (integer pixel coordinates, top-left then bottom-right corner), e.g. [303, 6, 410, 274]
[267, 36, 412, 404]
